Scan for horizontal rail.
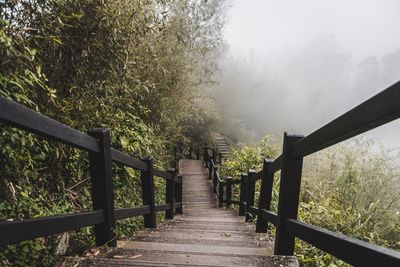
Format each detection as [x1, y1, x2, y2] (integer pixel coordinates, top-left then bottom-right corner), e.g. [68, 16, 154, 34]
[153, 169, 172, 180]
[0, 210, 104, 246]
[173, 202, 182, 208]
[285, 219, 400, 267]
[292, 81, 400, 158]
[155, 204, 170, 212]
[0, 96, 100, 152]
[248, 206, 259, 214]
[175, 176, 182, 184]
[114, 202, 182, 220]
[255, 156, 283, 176]
[111, 149, 177, 182]
[255, 171, 262, 181]
[260, 209, 277, 226]
[115, 206, 151, 220]
[216, 172, 223, 183]
[269, 155, 283, 173]
[111, 149, 148, 171]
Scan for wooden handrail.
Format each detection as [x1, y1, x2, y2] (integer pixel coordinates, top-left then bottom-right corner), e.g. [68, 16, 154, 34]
[0, 96, 183, 247]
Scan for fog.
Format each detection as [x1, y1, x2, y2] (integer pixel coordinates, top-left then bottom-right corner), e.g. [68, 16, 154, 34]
[213, 0, 400, 149]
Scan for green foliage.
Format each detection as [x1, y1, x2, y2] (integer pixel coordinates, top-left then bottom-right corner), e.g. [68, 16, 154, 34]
[220, 135, 279, 177]
[219, 136, 400, 267]
[0, 0, 228, 265]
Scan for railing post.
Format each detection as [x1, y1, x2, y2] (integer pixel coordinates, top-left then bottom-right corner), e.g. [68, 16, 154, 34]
[88, 128, 116, 247]
[189, 146, 192, 159]
[196, 148, 200, 160]
[204, 143, 209, 167]
[175, 175, 183, 214]
[245, 170, 256, 222]
[256, 159, 274, 233]
[226, 176, 232, 207]
[213, 165, 218, 193]
[218, 181, 224, 207]
[239, 173, 248, 216]
[166, 168, 175, 219]
[275, 132, 304, 255]
[208, 156, 213, 180]
[212, 147, 217, 163]
[140, 157, 156, 228]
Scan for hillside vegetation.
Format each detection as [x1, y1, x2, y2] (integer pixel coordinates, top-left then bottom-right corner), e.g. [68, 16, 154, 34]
[0, 1, 226, 265]
[220, 136, 400, 266]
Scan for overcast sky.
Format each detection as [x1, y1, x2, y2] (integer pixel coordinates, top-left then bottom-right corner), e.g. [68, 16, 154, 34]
[217, 0, 400, 149]
[225, 0, 400, 62]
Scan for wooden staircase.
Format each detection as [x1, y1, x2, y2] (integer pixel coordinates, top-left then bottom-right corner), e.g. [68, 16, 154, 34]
[213, 134, 231, 161]
[60, 160, 298, 266]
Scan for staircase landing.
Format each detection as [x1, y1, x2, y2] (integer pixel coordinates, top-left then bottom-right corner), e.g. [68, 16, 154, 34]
[60, 160, 298, 266]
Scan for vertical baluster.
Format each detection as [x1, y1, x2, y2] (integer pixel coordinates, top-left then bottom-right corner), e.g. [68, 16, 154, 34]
[256, 159, 274, 233]
[239, 173, 248, 216]
[245, 170, 256, 222]
[226, 176, 232, 207]
[175, 175, 183, 214]
[166, 168, 175, 219]
[213, 165, 218, 193]
[208, 155, 213, 180]
[140, 157, 156, 228]
[88, 128, 116, 247]
[204, 143, 209, 167]
[275, 132, 304, 255]
[218, 180, 224, 207]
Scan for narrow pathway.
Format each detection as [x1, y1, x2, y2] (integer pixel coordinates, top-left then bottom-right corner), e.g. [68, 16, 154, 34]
[213, 134, 231, 161]
[65, 160, 298, 266]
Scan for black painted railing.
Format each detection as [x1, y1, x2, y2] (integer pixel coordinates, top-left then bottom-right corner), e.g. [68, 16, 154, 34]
[0, 96, 182, 247]
[206, 81, 400, 267]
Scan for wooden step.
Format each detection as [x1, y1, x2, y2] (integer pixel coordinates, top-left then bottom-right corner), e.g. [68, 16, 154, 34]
[118, 241, 270, 256]
[65, 251, 298, 266]
[60, 159, 298, 267]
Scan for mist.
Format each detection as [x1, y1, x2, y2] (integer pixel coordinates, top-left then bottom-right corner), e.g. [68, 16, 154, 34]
[213, 0, 400, 149]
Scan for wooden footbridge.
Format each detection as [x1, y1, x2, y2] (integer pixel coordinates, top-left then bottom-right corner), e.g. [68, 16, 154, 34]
[1, 80, 400, 266]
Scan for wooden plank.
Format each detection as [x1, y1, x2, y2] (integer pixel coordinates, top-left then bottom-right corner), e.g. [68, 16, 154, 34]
[0, 96, 99, 152]
[111, 149, 148, 171]
[140, 158, 156, 228]
[153, 168, 171, 180]
[226, 177, 232, 206]
[286, 219, 400, 267]
[0, 210, 104, 246]
[270, 155, 283, 174]
[101, 248, 299, 267]
[119, 241, 270, 256]
[166, 169, 175, 219]
[260, 209, 277, 226]
[248, 206, 259, 215]
[115, 206, 151, 220]
[256, 159, 275, 233]
[245, 170, 256, 221]
[175, 176, 183, 214]
[275, 133, 304, 255]
[239, 173, 247, 216]
[88, 128, 116, 247]
[155, 204, 170, 212]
